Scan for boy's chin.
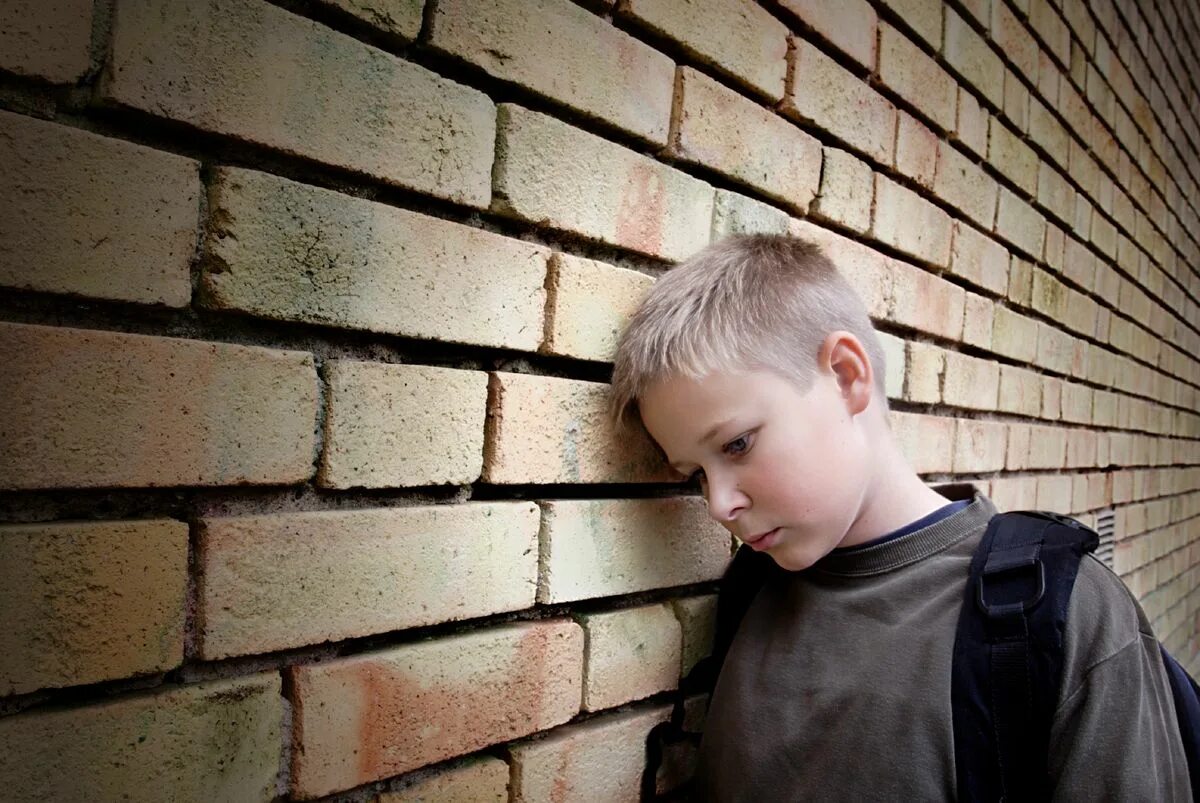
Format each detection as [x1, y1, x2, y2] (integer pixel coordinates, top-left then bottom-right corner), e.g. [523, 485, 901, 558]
[765, 547, 821, 572]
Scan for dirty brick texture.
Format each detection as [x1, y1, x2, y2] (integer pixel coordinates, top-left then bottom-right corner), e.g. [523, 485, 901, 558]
[2, 0, 1200, 799]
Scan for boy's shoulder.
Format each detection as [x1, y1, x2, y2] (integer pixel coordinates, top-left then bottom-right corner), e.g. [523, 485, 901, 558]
[1062, 552, 1155, 675]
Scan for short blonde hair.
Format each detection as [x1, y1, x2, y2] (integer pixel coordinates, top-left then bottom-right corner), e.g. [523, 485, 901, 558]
[609, 234, 887, 430]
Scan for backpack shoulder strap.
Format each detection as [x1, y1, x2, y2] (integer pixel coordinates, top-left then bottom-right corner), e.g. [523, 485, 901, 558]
[952, 510, 1098, 803]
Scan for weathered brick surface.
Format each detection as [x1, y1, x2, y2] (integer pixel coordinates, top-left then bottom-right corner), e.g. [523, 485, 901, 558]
[203, 167, 548, 350]
[320, 361, 488, 489]
[0, 519, 187, 695]
[0, 0, 92, 84]
[429, 0, 672, 144]
[104, 0, 494, 207]
[892, 411, 955, 474]
[0, 323, 317, 490]
[0, 674, 282, 802]
[537, 498, 730, 603]
[905, 342, 944, 404]
[943, 8, 1004, 107]
[879, 0, 943, 48]
[379, 757, 509, 802]
[581, 603, 681, 711]
[890, 259, 966, 339]
[953, 419, 1008, 473]
[956, 87, 989, 157]
[879, 23, 957, 132]
[711, 189, 793, 237]
[812, 147, 873, 233]
[895, 111, 938, 188]
[484, 372, 670, 484]
[674, 67, 821, 213]
[942, 351, 1000, 410]
[510, 706, 671, 802]
[872, 175, 953, 267]
[988, 118, 1039, 196]
[779, 0, 877, 68]
[991, 2, 1038, 82]
[543, 254, 654, 362]
[620, 0, 788, 100]
[962, 292, 994, 348]
[290, 620, 582, 798]
[998, 364, 1042, 416]
[995, 187, 1047, 258]
[879, 331, 908, 399]
[494, 104, 713, 261]
[198, 503, 539, 659]
[950, 222, 1009, 295]
[785, 39, 896, 165]
[321, 0, 423, 41]
[673, 595, 718, 677]
[934, 144, 1000, 229]
[0, 111, 198, 307]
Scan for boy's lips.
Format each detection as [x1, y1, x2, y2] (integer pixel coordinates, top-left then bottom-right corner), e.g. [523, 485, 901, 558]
[744, 527, 781, 550]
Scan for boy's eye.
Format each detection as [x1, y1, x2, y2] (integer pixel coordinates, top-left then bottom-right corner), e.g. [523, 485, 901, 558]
[723, 433, 753, 456]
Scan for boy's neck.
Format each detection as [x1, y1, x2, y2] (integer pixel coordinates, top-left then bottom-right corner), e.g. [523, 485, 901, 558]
[840, 440, 952, 549]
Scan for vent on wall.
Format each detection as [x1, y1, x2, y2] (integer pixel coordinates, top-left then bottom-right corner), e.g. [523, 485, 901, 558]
[1095, 509, 1116, 569]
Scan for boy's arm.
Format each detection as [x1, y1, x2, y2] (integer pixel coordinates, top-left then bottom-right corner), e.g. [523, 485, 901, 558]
[1047, 558, 1191, 800]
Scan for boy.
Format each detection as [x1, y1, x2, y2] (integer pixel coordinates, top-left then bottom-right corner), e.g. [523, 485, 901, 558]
[608, 234, 1190, 800]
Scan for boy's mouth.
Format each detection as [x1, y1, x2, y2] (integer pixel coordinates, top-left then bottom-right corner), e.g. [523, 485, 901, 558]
[744, 527, 781, 550]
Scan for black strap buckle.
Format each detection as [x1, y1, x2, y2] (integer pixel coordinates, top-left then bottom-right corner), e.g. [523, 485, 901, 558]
[977, 544, 1045, 618]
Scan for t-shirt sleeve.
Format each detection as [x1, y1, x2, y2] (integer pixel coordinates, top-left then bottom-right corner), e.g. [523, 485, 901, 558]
[1047, 556, 1191, 801]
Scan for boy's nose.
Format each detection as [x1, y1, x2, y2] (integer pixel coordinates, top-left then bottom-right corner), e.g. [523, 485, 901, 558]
[705, 477, 749, 522]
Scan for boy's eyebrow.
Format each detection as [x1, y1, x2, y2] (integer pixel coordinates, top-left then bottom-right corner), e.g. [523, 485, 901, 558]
[667, 418, 736, 471]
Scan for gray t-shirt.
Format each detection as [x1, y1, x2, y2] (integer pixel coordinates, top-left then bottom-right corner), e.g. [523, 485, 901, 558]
[696, 486, 1190, 801]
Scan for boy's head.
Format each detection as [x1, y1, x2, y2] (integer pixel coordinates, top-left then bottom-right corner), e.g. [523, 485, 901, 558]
[610, 234, 893, 570]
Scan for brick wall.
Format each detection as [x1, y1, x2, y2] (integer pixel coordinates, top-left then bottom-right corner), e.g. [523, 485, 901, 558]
[1, 0, 1199, 799]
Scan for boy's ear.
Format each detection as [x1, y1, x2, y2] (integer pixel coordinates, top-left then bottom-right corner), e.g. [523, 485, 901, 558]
[819, 331, 874, 416]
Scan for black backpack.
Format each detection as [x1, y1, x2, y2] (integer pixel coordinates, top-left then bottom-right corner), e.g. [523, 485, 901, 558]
[643, 510, 1200, 801]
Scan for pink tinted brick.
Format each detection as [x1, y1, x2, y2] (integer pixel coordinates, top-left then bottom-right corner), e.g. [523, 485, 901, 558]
[510, 707, 671, 802]
[197, 503, 539, 659]
[998, 364, 1042, 417]
[621, 0, 787, 100]
[494, 104, 713, 261]
[956, 87, 989, 157]
[0, 323, 317, 490]
[674, 67, 821, 213]
[105, 0, 494, 207]
[779, 0, 877, 67]
[290, 620, 583, 798]
[879, 23, 957, 131]
[0, 110, 198, 307]
[537, 498, 731, 603]
[580, 604, 681, 711]
[895, 111, 939, 188]
[786, 38, 896, 164]
[872, 175, 953, 267]
[429, 0, 673, 145]
[890, 259, 966, 339]
[0, 0, 92, 84]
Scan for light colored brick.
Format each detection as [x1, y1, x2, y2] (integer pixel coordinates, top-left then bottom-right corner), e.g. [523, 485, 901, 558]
[1003, 70, 1030, 133]
[990, 475, 1039, 511]
[203, 167, 548, 351]
[879, 0, 943, 48]
[511, 707, 670, 802]
[494, 104, 713, 261]
[1036, 473, 1073, 510]
[0, 0, 92, 84]
[812, 147, 873, 232]
[484, 372, 669, 484]
[990, 1, 1038, 81]
[789, 221, 893, 319]
[779, 0, 877, 68]
[785, 39, 896, 164]
[890, 258, 966, 339]
[1031, 267, 1067, 319]
[943, 351, 1000, 410]
[105, 0, 493, 207]
[0, 674, 281, 802]
[620, 0, 787, 100]
[905, 341, 944, 403]
[1044, 222, 1065, 273]
[956, 87, 989, 157]
[995, 186, 1046, 259]
[953, 418, 1008, 472]
[1036, 161, 1076, 226]
[1062, 236, 1096, 291]
[879, 331, 907, 399]
[1066, 428, 1098, 468]
[1035, 321, 1073, 375]
[292, 623, 581, 798]
[198, 503, 539, 659]
[1006, 422, 1031, 469]
[320, 0, 423, 40]
[892, 411, 955, 473]
[538, 498, 730, 603]
[673, 595, 718, 677]
[1029, 0, 1070, 65]
[963, 292, 995, 349]
[1042, 375, 1063, 420]
[1028, 424, 1067, 469]
[379, 757, 508, 803]
[674, 67, 820, 213]
[0, 323, 316, 490]
[543, 253, 653, 362]
[987, 118, 1038, 195]
[1061, 381, 1093, 424]
[711, 189, 792, 237]
[943, 8, 1004, 107]
[950, 222, 1009, 295]
[998, 364, 1042, 416]
[895, 111, 938, 188]
[580, 603, 681, 711]
[0, 111, 198, 307]
[320, 361, 487, 489]
[934, 144, 1000, 228]
[1007, 255, 1033, 305]
[872, 175, 953, 267]
[429, 0, 672, 144]
[0, 520, 186, 695]
[879, 23, 957, 131]
[991, 306, 1039, 362]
